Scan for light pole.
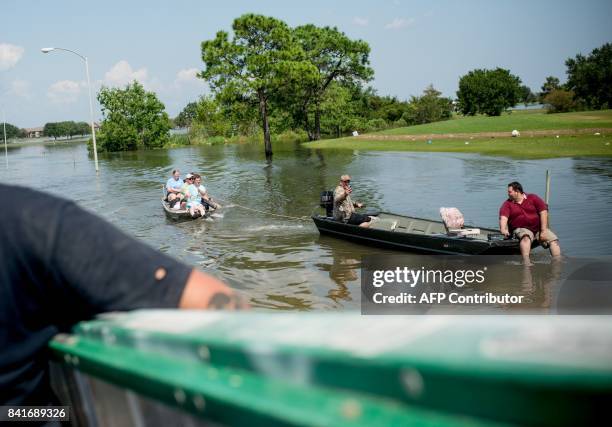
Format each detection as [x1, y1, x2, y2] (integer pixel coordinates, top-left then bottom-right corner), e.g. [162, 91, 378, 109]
[2, 108, 7, 169]
[41, 47, 99, 173]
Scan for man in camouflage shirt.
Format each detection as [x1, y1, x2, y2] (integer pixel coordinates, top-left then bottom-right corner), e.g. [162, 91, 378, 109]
[333, 174, 372, 228]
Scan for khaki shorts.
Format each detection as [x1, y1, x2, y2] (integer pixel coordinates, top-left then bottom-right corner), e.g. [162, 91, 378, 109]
[513, 228, 559, 248]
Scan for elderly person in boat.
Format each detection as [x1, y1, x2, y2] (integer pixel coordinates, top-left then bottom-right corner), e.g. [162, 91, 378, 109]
[333, 174, 372, 228]
[499, 181, 561, 264]
[166, 169, 184, 205]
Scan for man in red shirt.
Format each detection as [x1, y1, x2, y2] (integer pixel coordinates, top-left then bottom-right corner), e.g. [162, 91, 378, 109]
[499, 181, 561, 263]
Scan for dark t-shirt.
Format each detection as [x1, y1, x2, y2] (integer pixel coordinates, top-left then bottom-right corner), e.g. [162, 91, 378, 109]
[0, 184, 191, 405]
[499, 193, 548, 234]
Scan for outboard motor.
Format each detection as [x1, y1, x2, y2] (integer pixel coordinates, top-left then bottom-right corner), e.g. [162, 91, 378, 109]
[320, 190, 334, 217]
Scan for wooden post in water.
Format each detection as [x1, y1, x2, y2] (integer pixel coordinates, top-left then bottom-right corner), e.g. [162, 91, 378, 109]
[545, 169, 551, 204]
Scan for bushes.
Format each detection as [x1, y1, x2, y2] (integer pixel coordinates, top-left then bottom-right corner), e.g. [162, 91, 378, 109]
[367, 118, 388, 131]
[273, 130, 309, 143]
[402, 85, 453, 125]
[543, 89, 576, 113]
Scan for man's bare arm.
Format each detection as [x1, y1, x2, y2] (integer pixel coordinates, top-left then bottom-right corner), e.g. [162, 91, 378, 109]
[500, 216, 509, 236]
[179, 270, 248, 310]
[539, 210, 550, 232]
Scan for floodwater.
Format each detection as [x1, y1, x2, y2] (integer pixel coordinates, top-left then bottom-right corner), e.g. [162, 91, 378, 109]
[2, 141, 611, 311]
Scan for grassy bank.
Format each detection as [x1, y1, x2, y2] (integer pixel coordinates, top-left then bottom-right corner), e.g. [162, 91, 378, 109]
[305, 110, 612, 158]
[379, 109, 612, 135]
[306, 135, 612, 158]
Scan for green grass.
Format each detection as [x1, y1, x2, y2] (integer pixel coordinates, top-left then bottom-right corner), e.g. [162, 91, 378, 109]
[304, 110, 612, 158]
[305, 134, 612, 158]
[379, 109, 612, 135]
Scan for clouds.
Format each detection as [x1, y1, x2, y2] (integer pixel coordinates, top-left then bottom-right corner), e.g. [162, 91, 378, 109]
[47, 80, 83, 104]
[353, 17, 369, 27]
[384, 18, 415, 30]
[352, 17, 415, 30]
[39, 59, 206, 118]
[174, 67, 204, 86]
[103, 60, 149, 87]
[0, 43, 24, 70]
[44, 59, 148, 106]
[10, 80, 31, 98]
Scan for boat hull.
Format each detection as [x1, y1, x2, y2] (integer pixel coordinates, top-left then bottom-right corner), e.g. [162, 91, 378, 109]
[162, 199, 213, 222]
[313, 213, 535, 255]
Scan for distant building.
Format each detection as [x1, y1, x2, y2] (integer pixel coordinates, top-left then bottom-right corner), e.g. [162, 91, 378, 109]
[25, 127, 44, 138]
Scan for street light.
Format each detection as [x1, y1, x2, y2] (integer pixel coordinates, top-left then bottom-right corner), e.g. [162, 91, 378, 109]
[2, 108, 7, 169]
[41, 47, 99, 173]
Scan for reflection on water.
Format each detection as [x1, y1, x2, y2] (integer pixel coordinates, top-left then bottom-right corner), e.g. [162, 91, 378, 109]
[1, 142, 611, 310]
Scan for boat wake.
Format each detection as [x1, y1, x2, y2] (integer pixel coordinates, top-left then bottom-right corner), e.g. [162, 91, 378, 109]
[246, 224, 306, 233]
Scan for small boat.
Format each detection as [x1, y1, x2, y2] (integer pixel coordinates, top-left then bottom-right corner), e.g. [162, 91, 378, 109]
[161, 198, 214, 222]
[312, 212, 537, 255]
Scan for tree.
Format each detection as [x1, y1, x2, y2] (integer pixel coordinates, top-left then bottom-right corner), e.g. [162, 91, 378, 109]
[43, 121, 90, 139]
[456, 68, 522, 116]
[403, 85, 453, 125]
[519, 85, 537, 106]
[76, 122, 90, 136]
[2, 123, 24, 140]
[175, 102, 198, 128]
[565, 43, 612, 109]
[291, 24, 373, 140]
[539, 76, 560, 101]
[200, 14, 313, 158]
[543, 89, 575, 113]
[316, 83, 355, 138]
[43, 122, 59, 139]
[190, 96, 232, 137]
[96, 81, 171, 152]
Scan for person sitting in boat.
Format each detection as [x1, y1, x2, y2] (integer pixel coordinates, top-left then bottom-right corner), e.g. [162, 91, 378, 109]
[499, 181, 561, 264]
[186, 173, 207, 218]
[194, 174, 220, 211]
[166, 169, 184, 205]
[333, 174, 372, 228]
[177, 173, 195, 209]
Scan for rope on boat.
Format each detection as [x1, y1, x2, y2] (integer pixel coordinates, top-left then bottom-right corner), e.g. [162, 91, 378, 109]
[213, 196, 313, 222]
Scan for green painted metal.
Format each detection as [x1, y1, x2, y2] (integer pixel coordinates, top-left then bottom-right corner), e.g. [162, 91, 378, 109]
[51, 312, 612, 426]
[50, 337, 497, 426]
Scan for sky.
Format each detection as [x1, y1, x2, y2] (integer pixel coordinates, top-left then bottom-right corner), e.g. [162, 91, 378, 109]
[1, 0, 611, 128]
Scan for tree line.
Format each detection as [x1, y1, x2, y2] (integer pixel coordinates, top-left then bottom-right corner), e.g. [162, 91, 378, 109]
[2, 123, 26, 140]
[1, 121, 91, 141]
[91, 14, 610, 155]
[43, 121, 91, 139]
[537, 43, 612, 113]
